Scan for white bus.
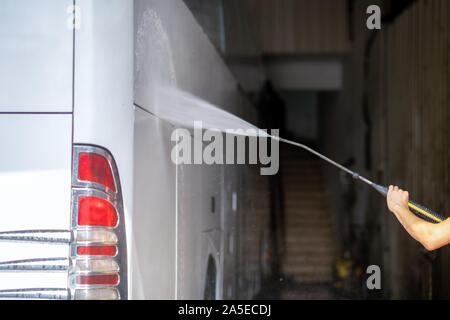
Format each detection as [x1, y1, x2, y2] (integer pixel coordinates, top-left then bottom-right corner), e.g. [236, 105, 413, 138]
[0, 0, 271, 299]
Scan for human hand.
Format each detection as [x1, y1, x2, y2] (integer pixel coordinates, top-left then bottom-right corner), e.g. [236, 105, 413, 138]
[387, 185, 409, 213]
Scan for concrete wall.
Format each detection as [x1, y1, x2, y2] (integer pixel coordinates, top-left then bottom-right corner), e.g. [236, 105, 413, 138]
[321, 0, 450, 299]
[281, 91, 319, 141]
[224, 0, 351, 55]
[384, 0, 450, 299]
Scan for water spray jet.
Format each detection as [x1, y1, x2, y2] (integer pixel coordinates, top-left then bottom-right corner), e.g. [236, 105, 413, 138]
[144, 87, 444, 224]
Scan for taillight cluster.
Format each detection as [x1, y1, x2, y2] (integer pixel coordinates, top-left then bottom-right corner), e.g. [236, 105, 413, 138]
[69, 145, 127, 300]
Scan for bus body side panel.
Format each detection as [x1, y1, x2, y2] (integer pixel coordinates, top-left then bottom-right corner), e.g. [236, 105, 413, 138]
[73, 0, 134, 296]
[134, 0, 268, 299]
[132, 109, 177, 299]
[0, 0, 73, 112]
[0, 115, 72, 290]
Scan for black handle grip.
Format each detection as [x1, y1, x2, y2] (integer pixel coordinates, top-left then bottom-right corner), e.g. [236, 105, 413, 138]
[371, 184, 444, 224]
[407, 200, 444, 224]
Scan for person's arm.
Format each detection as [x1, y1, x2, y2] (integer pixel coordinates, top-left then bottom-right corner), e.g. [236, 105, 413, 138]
[387, 185, 450, 251]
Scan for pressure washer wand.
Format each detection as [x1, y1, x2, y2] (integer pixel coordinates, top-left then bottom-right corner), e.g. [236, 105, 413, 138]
[276, 137, 444, 224]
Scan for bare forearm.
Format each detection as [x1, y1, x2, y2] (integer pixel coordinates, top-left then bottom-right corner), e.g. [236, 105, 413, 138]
[392, 206, 450, 251]
[392, 206, 430, 244]
[386, 186, 450, 250]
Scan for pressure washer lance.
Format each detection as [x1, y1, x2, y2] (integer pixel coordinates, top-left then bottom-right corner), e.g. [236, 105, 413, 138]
[276, 137, 445, 224]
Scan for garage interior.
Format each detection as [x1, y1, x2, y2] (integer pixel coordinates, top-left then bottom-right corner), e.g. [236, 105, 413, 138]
[184, 0, 450, 299]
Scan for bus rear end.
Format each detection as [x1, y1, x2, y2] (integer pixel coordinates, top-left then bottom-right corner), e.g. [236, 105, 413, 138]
[0, 0, 133, 299]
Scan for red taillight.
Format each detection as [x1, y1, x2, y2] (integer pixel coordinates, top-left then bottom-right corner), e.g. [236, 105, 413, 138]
[77, 275, 119, 286]
[71, 145, 127, 300]
[77, 246, 117, 256]
[78, 153, 116, 192]
[77, 196, 118, 228]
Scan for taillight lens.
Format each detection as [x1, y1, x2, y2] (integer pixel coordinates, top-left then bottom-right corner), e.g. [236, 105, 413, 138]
[77, 275, 119, 286]
[74, 288, 119, 300]
[77, 246, 117, 256]
[70, 145, 127, 300]
[74, 229, 118, 243]
[74, 259, 119, 273]
[77, 196, 117, 228]
[78, 153, 116, 192]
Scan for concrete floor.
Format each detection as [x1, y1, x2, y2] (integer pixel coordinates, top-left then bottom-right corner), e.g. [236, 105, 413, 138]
[255, 279, 343, 300]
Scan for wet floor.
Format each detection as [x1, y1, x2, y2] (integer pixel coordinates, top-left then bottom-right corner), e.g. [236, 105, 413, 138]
[255, 279, 354, 300]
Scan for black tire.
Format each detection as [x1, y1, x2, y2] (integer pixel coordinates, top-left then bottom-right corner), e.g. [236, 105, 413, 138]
[204, 255, 217, 300]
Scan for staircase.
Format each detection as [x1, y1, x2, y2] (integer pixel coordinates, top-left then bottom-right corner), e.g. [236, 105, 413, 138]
[281, 145, 336, 284]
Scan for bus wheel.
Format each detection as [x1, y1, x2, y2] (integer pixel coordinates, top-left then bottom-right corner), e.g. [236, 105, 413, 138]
[204, 255, 217, 300]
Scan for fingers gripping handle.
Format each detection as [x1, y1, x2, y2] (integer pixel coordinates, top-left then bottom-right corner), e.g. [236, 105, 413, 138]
[371, 184, 444, 224]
